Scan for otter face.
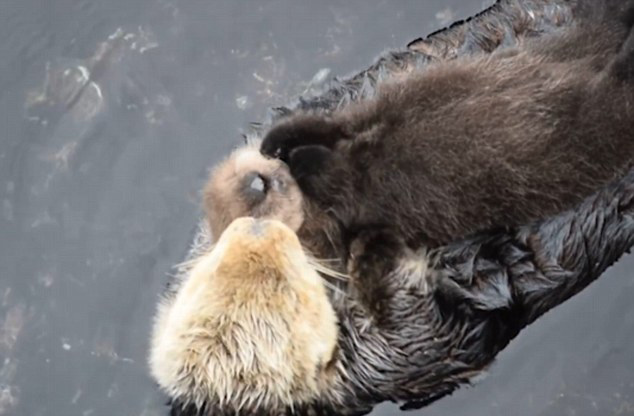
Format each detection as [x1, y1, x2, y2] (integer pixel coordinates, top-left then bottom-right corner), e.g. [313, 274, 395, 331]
[149, 217, 339, 412]
[203, 145, 305, 241]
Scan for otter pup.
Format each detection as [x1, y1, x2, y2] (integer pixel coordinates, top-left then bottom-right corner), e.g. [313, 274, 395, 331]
[261, 3, 634, 253]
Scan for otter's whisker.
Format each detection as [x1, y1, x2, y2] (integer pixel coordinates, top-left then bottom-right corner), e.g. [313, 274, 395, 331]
[172, 257, 198, 270]
[307, 258, 349, 281]
[314, 267, 349, 282]
[319, 223, 340, 257]
[172, 243, 216, 272]
[172, 254, 206, 271]
[311, 257, 342, 264]
[321, 278, 346, 297]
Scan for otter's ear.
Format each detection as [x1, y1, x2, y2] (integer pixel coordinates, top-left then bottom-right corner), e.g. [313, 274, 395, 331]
[260, 115, 347, 162]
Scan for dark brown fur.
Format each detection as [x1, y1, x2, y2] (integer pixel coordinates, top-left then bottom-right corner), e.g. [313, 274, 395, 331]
[261, 5, 634, 255]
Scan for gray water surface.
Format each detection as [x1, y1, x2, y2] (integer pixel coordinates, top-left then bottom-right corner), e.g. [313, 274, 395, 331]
[1, 1, 633, 415]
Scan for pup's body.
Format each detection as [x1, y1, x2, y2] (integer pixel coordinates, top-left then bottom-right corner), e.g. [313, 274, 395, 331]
[262, 7, 634, 250]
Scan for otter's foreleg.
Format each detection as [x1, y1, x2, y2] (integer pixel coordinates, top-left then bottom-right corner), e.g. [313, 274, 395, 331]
[611, 26, 634, 81]
[260, 115, 349, 162]
[600, 0, 634, 80]
[346, 228, 407, 320]
[285, 144, 357, 215]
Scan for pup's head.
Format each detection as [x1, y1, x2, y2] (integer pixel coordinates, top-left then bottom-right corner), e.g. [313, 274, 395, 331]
[149, 217, 340, 412]
[203, 144, 304, 241]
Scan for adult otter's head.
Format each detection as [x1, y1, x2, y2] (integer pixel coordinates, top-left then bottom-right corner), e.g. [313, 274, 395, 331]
[149, 217, 340, 412]
[203, 144, 304, 240]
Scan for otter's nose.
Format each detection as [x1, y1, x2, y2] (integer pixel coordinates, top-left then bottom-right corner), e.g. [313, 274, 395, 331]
[248, 218, 269, 237]
[230, 217, 273, 238]
[242, 172, 268, 205]
[222, 217, 299, 251]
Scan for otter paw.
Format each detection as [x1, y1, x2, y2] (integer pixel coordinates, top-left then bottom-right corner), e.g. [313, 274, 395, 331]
[348, 228, 405, 280]
[347, 228, 405, 318]
[610, 30, 634, 80]
[260, 116, 346, 162]
[284, 144, 338, 201]
[288, 145, 332, 178]
[607, 0, 634, 28]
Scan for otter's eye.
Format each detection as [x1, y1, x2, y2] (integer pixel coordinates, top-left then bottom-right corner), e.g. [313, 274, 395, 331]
[242, 171, 268, 205]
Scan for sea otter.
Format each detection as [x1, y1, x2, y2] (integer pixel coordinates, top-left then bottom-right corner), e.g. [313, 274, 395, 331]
[151, 144, 634, 416]
[149, 0, 634, 415]
[261, 0, 634, 255]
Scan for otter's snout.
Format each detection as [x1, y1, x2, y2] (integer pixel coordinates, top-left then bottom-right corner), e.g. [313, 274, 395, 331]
[216, 217, 306, 282]
[224, 217, 295, 244]
[248, 217, 268, 237]
[242, 171, 269, 205]
[241, 170, 288, 206]
[204, 145, 304, 241]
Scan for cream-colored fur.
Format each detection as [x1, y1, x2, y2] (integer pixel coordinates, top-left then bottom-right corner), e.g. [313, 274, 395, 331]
[149, 217, 339, 411]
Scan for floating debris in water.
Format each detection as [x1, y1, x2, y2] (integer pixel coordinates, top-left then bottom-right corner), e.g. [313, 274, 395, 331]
[0, 384, 19, 415]
[435, 7, 455, 26]
[0, 305, 26, 353]
[309, 68, 331, 86]
[71, 389, 82, 405]
[24, 25, 160, 127]
[235, 95, 252, 110]
[301, 68, 332, 97]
